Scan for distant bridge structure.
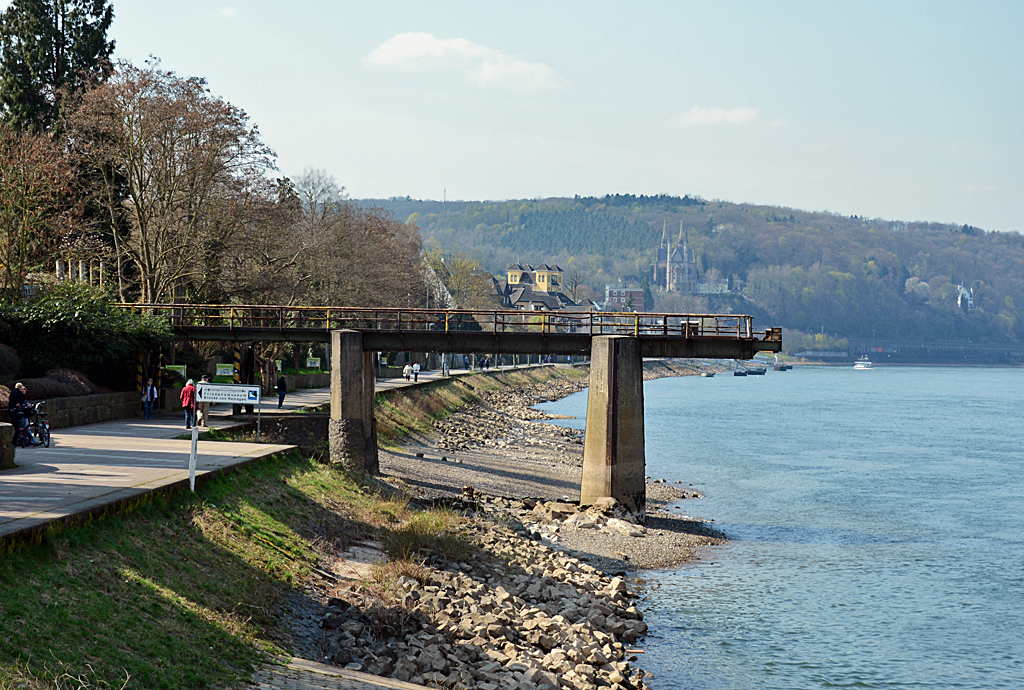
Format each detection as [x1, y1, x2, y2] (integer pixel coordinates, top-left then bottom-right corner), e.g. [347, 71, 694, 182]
[120, 303, 780, 359]
[121, 303, 782, 520]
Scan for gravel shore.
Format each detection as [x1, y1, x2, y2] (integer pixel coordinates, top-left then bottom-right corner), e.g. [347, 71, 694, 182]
[263, 360, 728, 690]
[379, 360, 726, 572]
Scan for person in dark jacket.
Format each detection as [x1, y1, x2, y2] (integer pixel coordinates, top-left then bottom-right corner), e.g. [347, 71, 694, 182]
[276, 374, 287, 408]
[7, 382, 28, 442]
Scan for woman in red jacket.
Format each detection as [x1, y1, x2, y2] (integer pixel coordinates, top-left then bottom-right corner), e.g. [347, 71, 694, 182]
[180, 379, 196, 429]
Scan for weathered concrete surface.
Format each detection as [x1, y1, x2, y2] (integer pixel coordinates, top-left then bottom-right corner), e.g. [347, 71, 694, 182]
[329, 330, 378, 474]
[579, 336, 646, 520]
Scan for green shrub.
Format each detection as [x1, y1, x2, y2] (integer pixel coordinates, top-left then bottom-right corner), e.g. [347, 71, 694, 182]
[0, 283, 172, 375]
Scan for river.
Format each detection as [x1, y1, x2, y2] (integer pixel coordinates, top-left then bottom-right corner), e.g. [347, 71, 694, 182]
[539, 365, 1024, 689]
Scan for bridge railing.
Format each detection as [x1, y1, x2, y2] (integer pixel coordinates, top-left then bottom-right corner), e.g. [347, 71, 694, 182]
[117, 304, 781, 342]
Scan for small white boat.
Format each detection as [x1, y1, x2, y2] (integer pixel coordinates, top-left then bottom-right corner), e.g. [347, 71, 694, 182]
[853, 356, 873, 370]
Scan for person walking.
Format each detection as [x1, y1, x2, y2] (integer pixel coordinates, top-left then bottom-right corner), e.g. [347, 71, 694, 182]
[196, 375, 211, 426]
[142, 377, 158, 420]
[276, 373, 287, 408]
[412, 361, 420, 382]
[180, 379, 196, 429]
[402, 363, 412, 381]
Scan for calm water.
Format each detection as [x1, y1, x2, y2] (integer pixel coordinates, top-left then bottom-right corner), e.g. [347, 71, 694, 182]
[539, 366, 1024, 689]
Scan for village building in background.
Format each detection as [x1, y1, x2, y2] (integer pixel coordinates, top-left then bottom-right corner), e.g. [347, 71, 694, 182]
[604, 286, 645, 311]
[500, 263, 580, 311]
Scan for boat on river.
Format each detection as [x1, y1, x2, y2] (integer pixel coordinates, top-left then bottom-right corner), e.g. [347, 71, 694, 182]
[854, 356, 873, 370]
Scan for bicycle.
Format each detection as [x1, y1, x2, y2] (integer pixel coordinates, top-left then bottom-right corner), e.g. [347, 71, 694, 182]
[13, 401, 50, 448]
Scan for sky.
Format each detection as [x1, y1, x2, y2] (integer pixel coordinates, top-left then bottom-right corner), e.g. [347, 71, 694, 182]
[52, 2, 1024, 230]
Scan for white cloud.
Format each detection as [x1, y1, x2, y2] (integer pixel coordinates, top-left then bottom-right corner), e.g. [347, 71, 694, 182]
[219, 7, 236, 17]
[665, 106, 760, 128]
[365, 32, 570, 92]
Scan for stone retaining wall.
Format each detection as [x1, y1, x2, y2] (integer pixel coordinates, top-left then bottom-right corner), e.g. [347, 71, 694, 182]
[284, 372, 330, 390]
[0, 391, 139, 430]
[230, 414, 329, 459]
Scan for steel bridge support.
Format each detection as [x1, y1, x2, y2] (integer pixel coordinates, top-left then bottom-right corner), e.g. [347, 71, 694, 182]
[580, 336, 647, 521]
[329, 330, 378, 474]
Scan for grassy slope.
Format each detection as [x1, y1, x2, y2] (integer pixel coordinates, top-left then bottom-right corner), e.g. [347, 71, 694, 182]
[0, 453, 412, 690]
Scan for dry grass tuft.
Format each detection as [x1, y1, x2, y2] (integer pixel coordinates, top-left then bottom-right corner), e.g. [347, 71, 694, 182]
[381, 509, 472, 562]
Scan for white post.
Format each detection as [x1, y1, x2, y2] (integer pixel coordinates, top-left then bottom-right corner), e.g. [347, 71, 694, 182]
[189, 425, 199, 491]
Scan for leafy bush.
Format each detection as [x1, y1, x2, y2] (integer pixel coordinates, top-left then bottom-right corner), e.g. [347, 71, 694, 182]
[0, 283, 172, 376]
[0, 343, 17, 377]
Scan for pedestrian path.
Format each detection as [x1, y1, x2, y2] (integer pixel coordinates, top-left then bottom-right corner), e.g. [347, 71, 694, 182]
[249, 658, 423, 689]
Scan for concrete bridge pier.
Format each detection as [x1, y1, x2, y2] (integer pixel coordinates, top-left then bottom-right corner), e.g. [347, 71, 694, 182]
[329, 330, 378, 474]
[580, 336, 646, 521]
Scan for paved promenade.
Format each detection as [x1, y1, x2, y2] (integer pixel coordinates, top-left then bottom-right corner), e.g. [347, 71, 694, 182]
[0, 365, 532, 548]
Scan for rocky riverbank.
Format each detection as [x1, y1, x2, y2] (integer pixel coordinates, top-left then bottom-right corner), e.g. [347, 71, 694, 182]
[276, 360, 725, 690]
[306, 514, 654, 690]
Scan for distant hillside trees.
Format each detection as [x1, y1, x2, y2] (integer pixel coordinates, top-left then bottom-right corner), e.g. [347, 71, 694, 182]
[366, 195, 1024, 343]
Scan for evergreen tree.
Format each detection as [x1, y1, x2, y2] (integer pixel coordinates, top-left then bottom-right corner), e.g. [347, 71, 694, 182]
[0, 0, 114, 131]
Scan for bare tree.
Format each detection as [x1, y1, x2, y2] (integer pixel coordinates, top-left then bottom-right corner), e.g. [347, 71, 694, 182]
[0, 125, 78, 299]
[70, 60, 275, 303]
[294, 169, 427, 308]
[565, 268, 586, 302]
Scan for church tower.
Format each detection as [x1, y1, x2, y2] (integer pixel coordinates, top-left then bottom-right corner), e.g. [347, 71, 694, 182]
[653, 221, 698, 292]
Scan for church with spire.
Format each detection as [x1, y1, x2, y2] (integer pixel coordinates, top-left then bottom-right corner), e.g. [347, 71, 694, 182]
[652, 221, 698, 292]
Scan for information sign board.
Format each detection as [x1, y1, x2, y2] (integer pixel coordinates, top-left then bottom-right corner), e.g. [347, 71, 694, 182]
[306, 357, 321, 370]
[165, 364, 186, 381]
[196, 383, 261, 404]
[215, 363, 235, 377]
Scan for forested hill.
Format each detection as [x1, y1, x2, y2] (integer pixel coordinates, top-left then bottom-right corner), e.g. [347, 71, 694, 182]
[359, 195, 1024, 344]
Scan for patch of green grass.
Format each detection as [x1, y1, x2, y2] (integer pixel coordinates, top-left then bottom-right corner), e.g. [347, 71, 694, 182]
[172, 426, 257, 443]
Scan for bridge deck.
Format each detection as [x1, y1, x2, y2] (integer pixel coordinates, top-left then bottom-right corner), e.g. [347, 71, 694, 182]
[120, 304, 782, 357]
